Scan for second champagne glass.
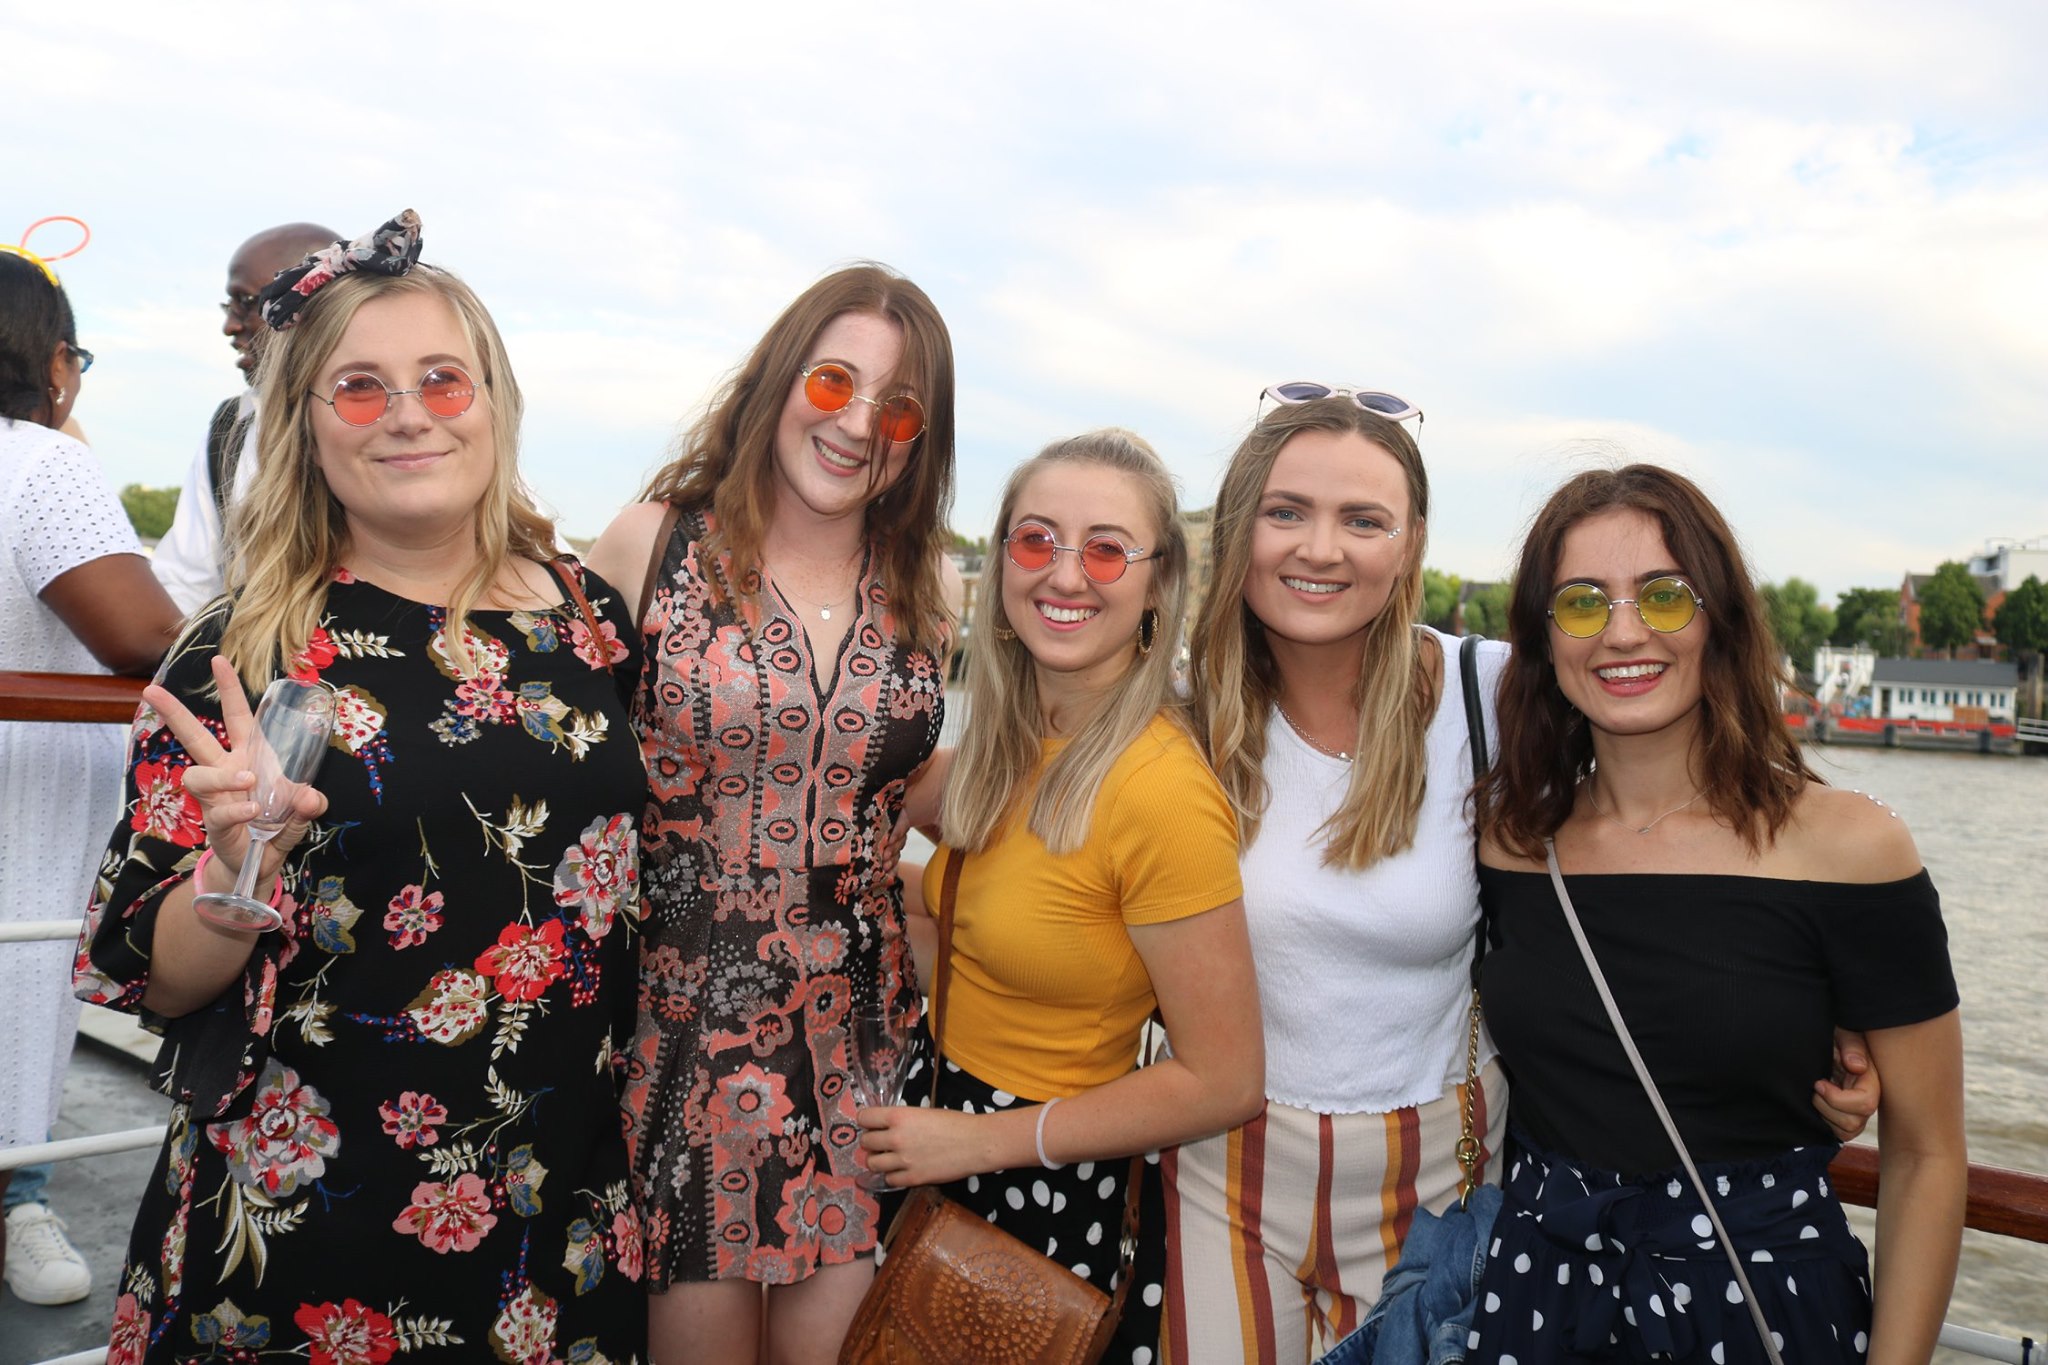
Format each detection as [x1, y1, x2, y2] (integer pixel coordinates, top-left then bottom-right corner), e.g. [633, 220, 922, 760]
[192, 677, 336, 932]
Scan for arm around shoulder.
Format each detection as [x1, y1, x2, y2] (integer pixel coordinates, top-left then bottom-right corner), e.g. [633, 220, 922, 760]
[584, 500, 673, 626]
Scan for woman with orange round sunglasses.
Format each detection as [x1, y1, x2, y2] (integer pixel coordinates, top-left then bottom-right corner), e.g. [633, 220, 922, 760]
[587, 262, 960, 1363]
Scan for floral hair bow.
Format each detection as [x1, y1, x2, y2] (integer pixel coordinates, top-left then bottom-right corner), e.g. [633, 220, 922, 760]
[258, 209, 423, 331]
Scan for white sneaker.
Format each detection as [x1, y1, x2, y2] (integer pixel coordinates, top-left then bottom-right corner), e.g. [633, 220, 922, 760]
[4, 1202, 93, 1305]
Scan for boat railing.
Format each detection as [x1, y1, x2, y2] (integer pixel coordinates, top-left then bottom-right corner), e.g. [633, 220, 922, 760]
[4, 670, 2043, 1365]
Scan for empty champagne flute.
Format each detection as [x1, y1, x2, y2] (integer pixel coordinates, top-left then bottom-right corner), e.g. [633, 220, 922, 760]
[847, 999, 914, 1188]
[192, 678, 336, 932]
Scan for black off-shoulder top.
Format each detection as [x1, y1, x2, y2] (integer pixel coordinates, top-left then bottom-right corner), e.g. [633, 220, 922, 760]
[1478, 865, 1958, 1177]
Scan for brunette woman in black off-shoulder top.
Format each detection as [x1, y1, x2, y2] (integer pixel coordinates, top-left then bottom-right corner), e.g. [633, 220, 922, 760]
[1470, 465, 1964, 1365]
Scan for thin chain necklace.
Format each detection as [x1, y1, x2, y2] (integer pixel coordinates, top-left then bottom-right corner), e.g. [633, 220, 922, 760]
[1585, 778, 1704, 835]
[1275, 701, 1352, 761]
[766, 564, 858, 622]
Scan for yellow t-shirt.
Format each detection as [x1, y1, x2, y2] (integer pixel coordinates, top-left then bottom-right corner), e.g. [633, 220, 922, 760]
[928, 712, 1243, 1100]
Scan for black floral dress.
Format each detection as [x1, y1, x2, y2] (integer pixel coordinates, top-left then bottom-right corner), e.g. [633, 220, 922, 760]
[76, 564, 650, 1365]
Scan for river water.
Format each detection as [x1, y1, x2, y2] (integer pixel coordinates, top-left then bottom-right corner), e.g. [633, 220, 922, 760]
[1796, 744, 2046, 1352]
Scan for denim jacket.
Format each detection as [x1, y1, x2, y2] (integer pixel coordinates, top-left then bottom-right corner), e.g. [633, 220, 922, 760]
[1318, 1183, 1502, 1365]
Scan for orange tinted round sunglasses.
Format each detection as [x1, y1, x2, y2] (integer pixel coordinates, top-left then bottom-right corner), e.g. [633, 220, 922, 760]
[801, 362, 926, 444]
[313, 366, 479, 426]
[1004, 522, 1156, 584]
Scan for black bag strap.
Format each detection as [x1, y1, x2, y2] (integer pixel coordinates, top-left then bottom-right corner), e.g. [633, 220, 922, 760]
[1459, 632, 1489, 784]
[1460, 632, 1492, 984]
[205, 397, 244, 522]
[1454, 632, 1494, 1204]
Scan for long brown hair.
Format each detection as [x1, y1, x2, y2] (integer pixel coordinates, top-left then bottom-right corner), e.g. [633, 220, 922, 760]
[1188, 399, 1435, 866]
[641, 262, 954, 651]
[219, 267, 555, 685]
[1475, 463, 1816, 856]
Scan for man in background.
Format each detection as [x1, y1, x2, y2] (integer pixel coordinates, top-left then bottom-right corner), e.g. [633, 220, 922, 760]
[152, 222, 336, 613]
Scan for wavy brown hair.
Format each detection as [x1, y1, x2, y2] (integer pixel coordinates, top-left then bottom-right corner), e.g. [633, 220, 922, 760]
[1188, 399, 1434, 867]
[641, 262, 955, 651]
[1475, 463, 1816, 857]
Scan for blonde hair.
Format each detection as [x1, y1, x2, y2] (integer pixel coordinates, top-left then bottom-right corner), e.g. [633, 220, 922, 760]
[641, 263, 955, 652]
[1188, 399, 1434, 867]
[219, 267, 556, 685]
[941, 429, 1190, 856]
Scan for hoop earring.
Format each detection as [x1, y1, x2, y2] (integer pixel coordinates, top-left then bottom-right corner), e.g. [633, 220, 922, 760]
[1137, 607, 1158, 656]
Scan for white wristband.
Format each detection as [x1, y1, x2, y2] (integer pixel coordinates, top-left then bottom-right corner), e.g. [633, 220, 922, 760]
[1034, 1097, 1064, 1170]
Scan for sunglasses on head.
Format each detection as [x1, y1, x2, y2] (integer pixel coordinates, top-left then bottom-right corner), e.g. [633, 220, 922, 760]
[1004, 522, 1155, 584]
[1261, 382, 1423, 424]
[1548, 576, 1704, 638]
[311, 365, 479, 427]
[801, 362, 926, 444]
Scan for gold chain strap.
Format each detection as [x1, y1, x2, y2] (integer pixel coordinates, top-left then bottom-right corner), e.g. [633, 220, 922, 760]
[1454, 985, 1484, 1206]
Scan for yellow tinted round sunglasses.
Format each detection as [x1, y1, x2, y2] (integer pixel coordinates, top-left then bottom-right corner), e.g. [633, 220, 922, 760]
[1548, 576, 1704, 638]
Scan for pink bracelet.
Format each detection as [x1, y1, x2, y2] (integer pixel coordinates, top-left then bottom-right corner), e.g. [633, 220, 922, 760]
[192, 847, 285, 908]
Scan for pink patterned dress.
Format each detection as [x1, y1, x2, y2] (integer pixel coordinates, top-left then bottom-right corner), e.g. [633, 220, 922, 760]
[622, 508, 943, 1286]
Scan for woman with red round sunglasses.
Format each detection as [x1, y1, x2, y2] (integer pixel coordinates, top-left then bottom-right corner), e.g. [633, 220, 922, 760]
[854, 428, 1264, 1364]
[77, 212, 651, 1365]
[586, 262, 960, 1363]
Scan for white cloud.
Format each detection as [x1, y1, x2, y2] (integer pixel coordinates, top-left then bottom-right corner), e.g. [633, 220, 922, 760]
[10, 0, 2046, 602]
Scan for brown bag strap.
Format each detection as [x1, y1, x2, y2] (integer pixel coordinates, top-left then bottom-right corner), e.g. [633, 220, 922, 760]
[547, 558, 612, 672]
[640, 501, 684, 623]
[928, 848, 966, 1108]
[928, 846, 1145, 1302]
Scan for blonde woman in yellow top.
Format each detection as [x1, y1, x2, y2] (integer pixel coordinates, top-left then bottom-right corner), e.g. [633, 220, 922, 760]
[857, 429, 1264, 1362]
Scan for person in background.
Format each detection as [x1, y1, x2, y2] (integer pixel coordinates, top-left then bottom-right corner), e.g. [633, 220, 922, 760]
[76, 212, 649, 1363]
[0, 246, 182, 1304]
[857, 428, 1265, 1365]
[1471, 464, 1963, 1365]
[586, 261, 959, 1364]
[152, 221, 338, 613]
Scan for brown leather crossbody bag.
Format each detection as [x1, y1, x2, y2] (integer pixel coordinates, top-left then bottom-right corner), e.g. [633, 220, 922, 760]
[838, 850, 1142, 1365]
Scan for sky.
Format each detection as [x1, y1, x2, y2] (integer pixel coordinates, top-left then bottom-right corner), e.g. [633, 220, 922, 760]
[12, 0, 2048, 601]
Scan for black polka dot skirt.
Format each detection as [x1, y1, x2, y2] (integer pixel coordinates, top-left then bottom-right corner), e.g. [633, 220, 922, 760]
[900, 1046, 1169, 1365]
[1469, 1134, 1871, 1365]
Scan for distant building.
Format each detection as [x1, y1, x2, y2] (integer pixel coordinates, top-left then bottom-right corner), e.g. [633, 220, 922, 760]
[1812, 643, 1876, 708]
[948, 548, 985, 682]
[1181, 505, 1215, 643]
[1966, 535, 2048, 591]
[1870, 657, 2018, 724]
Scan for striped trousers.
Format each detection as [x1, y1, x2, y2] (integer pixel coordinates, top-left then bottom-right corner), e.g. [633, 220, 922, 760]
[1160, 1059, 1506, 1364]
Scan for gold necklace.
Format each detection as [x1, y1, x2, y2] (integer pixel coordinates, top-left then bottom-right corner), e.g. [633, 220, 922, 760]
[1585, 779, 1704, 834]
[1275, 701, 1352, 761]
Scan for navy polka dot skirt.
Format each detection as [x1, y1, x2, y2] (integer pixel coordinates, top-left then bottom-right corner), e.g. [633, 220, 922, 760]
[896, 1044, 1168, 1365]
[1468, 1133, 1871, 1365]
